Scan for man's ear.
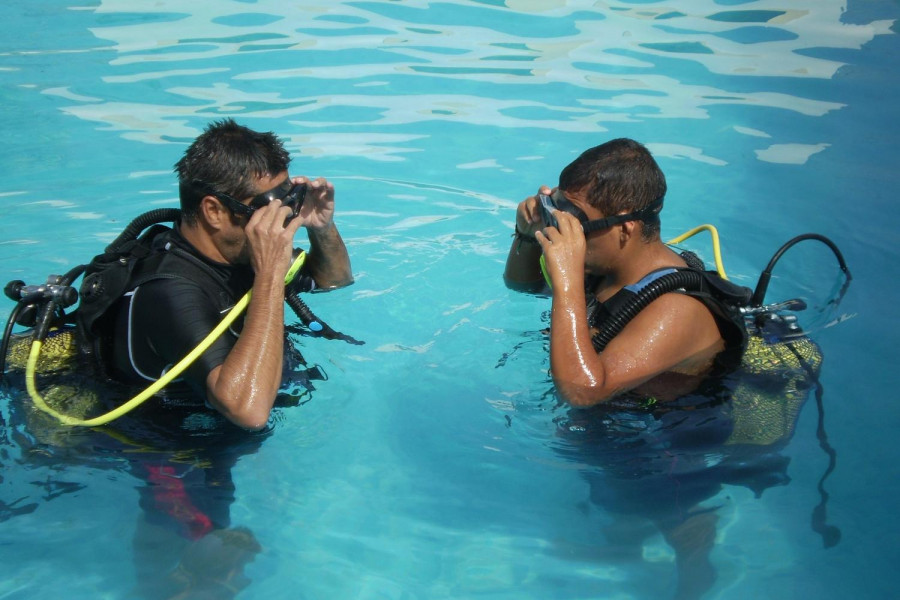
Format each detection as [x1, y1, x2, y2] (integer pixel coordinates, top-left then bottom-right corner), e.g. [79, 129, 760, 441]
[199, 195, 228, 230]
[620, 218, 636, 242]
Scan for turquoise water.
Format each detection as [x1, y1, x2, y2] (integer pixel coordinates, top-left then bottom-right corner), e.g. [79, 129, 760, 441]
[1, 1, 898, 598]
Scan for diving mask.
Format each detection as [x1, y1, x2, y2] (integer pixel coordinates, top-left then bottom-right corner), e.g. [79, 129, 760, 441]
[538, 189, 664, 235]
[198, 178, 308, 222]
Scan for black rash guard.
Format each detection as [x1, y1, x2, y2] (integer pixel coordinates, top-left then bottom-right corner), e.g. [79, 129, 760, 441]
[106, 228, 313, 400]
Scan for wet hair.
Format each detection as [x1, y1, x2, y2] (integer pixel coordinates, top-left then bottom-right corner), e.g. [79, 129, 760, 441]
[174, 118, 291, 225]
[558, 138, 666, 240]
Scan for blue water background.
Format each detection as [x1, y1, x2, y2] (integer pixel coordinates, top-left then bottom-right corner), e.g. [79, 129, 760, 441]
[1, 1, 898, 598]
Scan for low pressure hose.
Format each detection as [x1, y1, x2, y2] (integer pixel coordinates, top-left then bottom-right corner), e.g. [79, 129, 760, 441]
[751, 233, 851, 307]
[592, 270, 708, 353]
[0, 302, 26, 381]
[106, 208, 181, 253]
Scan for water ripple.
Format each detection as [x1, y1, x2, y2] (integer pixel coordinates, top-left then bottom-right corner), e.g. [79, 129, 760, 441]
[36, 0, 889, 157]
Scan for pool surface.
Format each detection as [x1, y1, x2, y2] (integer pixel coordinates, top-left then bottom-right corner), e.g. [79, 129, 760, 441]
[1, 1, 898, 598]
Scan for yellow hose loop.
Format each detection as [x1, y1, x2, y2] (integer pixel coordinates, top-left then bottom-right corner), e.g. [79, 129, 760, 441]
[667, 224, 728, 280]
[26, 251, 307, 427]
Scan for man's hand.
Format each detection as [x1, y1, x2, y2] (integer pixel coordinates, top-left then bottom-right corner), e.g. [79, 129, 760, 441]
[295, 176, 336, 232]
[244, 198, 304, 280]
[287, 176, 354, 289]
[515, 185, 553, 238]
[536, 210, 586, 294]
[504, 185, 554, 290]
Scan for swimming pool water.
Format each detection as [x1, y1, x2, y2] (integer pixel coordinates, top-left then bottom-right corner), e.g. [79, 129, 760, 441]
[2, 1, 898, 598]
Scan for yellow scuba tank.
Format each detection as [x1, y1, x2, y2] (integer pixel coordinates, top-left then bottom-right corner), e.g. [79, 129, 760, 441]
[6, 327, 78, 374]
[727, 322, 824, 446]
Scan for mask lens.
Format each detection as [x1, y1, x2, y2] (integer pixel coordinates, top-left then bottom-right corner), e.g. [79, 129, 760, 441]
[551, 190, 588, 223]
[281, 183, 308, 218]
[537, 193, 558, 229]
[249, 178, 293, 210]
[538, 191, 590, 229]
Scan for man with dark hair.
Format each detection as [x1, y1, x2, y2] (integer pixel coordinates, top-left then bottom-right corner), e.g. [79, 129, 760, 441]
[106, 118, 353, 430]
[504, 138, 738, 407]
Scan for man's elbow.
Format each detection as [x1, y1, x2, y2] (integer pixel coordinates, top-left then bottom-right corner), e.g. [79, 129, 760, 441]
[223, 406, 271, 431]
[207, 387, 272, 431]
[555, 380, 614, 408]
[308, 255, 354, 291]
[562, 391, 605, 409]
[238, 418, 270, 432]
[315, 272, 354, 291]
[503, 274, 544, 294]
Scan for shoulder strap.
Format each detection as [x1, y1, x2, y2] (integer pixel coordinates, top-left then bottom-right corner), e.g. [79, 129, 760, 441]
[675, 268, 750, 358]
[75, 225, 172, 376]
[128, 244, 231, 300]
[77, 225, 172, 336]
[74, 227, 236, 376]
[588, 268, 679, 330]
[590, 268, 751, 357]
[624, 268, 679, 293]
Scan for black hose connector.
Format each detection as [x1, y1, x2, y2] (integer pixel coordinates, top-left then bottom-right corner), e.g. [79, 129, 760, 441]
[33, 300, 59, 343]
[285, 291, 364, 345]
[3, 264, 85, 337]
[31, 266, 86, 343]
[285, 292, 328, 335]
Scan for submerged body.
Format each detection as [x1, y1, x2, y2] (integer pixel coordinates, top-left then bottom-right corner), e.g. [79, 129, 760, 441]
[502, 138, 830, 599]
[0, 119, 356, 599]
[551, 313, 824, 600]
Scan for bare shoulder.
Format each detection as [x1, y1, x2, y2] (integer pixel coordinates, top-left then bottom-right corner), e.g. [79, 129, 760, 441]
[618, 287, 713, 323]
[604, 291, 724, 377]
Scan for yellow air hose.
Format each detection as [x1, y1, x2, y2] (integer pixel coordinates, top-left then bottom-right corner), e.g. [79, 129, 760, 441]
[25, 251, 307, 427]
[666, 224, 728, 279]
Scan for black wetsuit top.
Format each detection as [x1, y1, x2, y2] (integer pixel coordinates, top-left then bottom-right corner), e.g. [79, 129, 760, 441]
[106, 228, 314, 401]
